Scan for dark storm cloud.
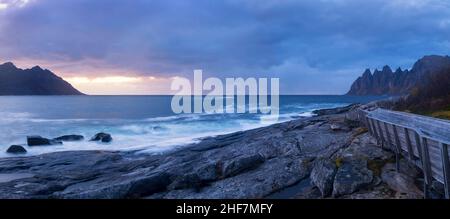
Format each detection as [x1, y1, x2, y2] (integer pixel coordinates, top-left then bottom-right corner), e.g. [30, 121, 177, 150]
[0, 0, 450, 93]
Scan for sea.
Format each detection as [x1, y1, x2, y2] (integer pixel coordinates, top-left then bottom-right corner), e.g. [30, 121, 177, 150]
[0, 95, 385, 157]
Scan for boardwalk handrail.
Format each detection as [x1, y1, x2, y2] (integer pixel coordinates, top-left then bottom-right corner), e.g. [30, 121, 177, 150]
[360, 108, 450, 199]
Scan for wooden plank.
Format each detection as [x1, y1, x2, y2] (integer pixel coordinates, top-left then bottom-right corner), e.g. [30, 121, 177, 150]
[392, 125, 402, 154]
[383, 122, 394, 149]
[404, 127, 415, 160]
[369, 109, 450, 144]
[376, 120, 386, 148]
[414, 132, 423, 162]
[365, 117, 373, 136]
[421, 137, 433, 185]
[441, 143, 450, 199]
[369, 118, 379, 140]
[391, 124, 401, 171]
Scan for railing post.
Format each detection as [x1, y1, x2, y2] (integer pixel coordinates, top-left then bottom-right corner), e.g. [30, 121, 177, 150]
[365, 116, 373, 136]
[369, 118, 379, 142]
[383, 122, 398, 171]
[440, 143, 450, 199]
[376, 120, 385, 149]
[392, 125, 402, 172]
[414, 132, 424, 163]
[404, 127, 415, 161]
[420, 137, 433, 199]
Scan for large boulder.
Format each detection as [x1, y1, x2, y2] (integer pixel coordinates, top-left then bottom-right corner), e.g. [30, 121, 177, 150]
[90, 133, 112, 143]
[310, 158, 337, 197]
[332, 159, 373, 197]
[54, 135, 84, 142]
[6, 145, 27, 154]
[27, 136, 62, 146]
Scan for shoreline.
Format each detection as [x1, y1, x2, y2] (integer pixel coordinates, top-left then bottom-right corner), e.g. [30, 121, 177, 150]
[0, 103, 433, 199]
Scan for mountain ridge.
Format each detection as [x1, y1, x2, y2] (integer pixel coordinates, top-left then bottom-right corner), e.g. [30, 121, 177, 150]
[0, 62, 84, 95]
[347, 55, 450, 95]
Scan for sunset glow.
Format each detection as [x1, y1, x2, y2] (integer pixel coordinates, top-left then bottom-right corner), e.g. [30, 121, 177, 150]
[64, 75, 175, 95]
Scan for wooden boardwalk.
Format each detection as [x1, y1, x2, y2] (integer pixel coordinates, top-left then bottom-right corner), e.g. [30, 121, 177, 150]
[358, 108, 450, 199]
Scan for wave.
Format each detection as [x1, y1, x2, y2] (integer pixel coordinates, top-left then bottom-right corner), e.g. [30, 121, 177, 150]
[0, 102, 351, 158]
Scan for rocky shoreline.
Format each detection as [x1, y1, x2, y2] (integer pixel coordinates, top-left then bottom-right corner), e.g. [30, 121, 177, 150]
[0, 104, 437, 199]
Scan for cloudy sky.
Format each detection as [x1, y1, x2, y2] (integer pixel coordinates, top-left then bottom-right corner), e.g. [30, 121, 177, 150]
[0, 0, 450, 94]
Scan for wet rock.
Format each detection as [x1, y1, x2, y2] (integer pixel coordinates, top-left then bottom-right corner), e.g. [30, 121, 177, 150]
[54, 135, 84, 142]
[222, 154, 265, 178]
[27, 136, 62, 146]
[90, 133, 112, 143]
[332, 159, 373, 197]
[6, 145, 27, 154]
[310, 158, 337, 197]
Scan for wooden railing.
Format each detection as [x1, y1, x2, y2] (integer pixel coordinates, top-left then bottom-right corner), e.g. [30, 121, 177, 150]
[360, 108, 450, 199]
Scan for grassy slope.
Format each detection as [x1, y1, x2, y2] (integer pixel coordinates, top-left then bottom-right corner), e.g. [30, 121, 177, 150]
[394, 68, 450, 121]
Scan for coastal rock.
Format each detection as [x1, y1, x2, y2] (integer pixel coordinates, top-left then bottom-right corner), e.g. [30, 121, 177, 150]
[313, 104, 360, 116]
[337, 133, 393, 161]
[90, 133, 112, 143]
[341, 184, 395, 199]
[6, 145, 27, 154]
[54, 135, 84, 142]
[332, 159, 373, 197]
[27, 136, 62, 146]
[167, 173, 203, 190]
[330, 124, 341, 131]
[196, 162, 220, 182]
[381, 163, 422, 198]
[57, 171, 172, 199]
[0, 105, 398, 199]
[154, 157, 311, 199]
[310, 158, 337, 197]
[222, 154, 265, 178]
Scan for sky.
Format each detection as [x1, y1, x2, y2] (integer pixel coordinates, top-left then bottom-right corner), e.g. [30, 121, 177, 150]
[0, 0, 450, 95]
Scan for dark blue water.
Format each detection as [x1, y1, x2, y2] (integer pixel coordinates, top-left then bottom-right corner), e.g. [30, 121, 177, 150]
[0, 95, 384, 157]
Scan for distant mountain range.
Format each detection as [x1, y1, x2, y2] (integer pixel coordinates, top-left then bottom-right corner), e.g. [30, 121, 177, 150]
[0, 62, 83, 95]
[347, 55, 450, 95]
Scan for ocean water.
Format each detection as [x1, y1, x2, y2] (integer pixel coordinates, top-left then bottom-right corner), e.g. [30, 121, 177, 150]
[0, 95, 384, 157]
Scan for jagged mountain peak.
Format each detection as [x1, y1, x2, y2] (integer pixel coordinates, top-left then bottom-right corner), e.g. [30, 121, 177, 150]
[382, 65, 392, 73]
[0, 62, 18, 71]
[347, 55, 450, 95]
